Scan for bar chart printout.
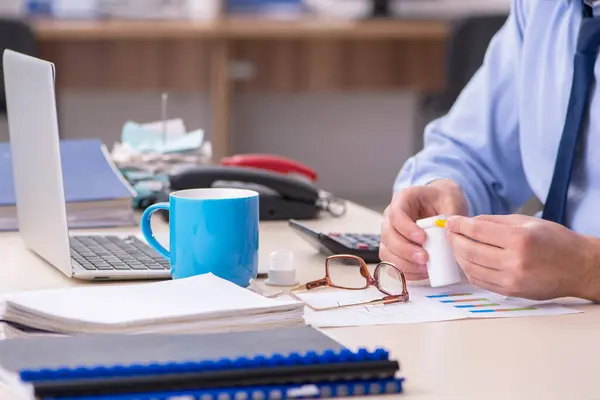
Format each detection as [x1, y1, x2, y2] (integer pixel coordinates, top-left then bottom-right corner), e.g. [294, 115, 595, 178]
[425, 292, 539, 314]
[299, 284, 582, 328]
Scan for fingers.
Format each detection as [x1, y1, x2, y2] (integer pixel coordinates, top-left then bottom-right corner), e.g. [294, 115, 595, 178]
[453, 245, 505, 292]
[388, 193, 426, 244]
[473, 214, 528, 225]
[462, 271, 507, 295]
[381, 205, 429, 281]
[428, 179, 469, 216]
[438, 194, 469, 217]
[381, 185, 467, 282]
[446, 215, 513, 248]
[448, 232, 504, 271]
[381, 217, 429, 264]
[379, 242, 428, 281]
[455, 253, 501, 283]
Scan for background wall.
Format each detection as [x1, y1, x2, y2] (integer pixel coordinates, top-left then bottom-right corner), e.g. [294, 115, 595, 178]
[0, 90, 418, 210]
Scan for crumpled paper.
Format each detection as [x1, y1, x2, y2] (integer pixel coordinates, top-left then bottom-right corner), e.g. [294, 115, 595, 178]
[111, 118, 212, 175]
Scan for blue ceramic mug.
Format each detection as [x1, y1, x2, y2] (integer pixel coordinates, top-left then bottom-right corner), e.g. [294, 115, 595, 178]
[140, 188, 259, 286]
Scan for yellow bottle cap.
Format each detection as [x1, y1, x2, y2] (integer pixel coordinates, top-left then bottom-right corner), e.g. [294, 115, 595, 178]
[417, 215, 448, 229]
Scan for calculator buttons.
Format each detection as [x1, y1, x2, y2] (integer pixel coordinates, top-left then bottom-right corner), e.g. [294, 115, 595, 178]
[326, 233, 381, 252]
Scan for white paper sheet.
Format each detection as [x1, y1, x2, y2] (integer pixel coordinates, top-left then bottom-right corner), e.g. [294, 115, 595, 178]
[2, 274, 302, 328]
[298, 282, 582, 328]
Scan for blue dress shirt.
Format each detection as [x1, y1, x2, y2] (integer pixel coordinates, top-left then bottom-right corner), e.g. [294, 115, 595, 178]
[394, 0, 600, 236]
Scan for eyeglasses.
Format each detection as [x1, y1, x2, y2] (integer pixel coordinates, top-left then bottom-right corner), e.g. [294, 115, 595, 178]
[287, 254, 409, 311]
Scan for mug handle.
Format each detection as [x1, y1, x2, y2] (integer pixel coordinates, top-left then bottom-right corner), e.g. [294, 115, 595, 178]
[140, 203, 170, 260]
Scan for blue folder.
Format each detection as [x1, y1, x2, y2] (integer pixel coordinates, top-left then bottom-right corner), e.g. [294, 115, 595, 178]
[0, 327, 404, 399]
[53, 378, 406, 399]
[0, 138, 134, 207]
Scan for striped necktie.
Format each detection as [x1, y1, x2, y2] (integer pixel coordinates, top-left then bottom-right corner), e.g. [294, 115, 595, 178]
[542, 6, 600, 225]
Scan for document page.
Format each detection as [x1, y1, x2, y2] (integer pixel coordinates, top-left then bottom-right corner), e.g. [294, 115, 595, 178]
[298, 283, 582, 328]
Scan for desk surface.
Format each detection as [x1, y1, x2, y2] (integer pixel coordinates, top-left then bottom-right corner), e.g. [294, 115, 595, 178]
[0, 202, 597, 399]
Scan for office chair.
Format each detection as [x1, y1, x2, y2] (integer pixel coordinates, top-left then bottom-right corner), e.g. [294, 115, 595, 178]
[0, 19, 37, 115]
[414, 14, 509, 152]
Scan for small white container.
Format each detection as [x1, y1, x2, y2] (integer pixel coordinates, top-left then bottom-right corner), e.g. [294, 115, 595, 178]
[417, 215, 461, 287]
[265, 250, 298, 287]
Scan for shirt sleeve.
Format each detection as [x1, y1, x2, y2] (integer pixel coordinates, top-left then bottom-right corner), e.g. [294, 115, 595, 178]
[394, 0, 533, 217]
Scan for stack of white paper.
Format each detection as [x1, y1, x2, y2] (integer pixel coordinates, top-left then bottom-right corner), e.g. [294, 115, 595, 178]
[0, 274, 304, 339]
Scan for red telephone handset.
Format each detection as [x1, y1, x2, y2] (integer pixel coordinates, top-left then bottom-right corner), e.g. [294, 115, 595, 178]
[221, 154, 319, 182]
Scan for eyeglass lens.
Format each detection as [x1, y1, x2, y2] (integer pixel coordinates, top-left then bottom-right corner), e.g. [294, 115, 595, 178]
[326, 257, 369, 289]
[376, 263, 406, 296]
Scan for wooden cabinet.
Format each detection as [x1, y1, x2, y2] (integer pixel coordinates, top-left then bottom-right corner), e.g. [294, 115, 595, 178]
[32, 17, 449, 159]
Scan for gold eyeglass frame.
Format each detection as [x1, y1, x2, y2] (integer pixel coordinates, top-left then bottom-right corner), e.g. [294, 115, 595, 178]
[287, 254, 410, 311]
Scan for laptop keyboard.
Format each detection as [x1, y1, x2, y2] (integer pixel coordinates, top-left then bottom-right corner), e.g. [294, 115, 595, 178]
[70, 236, 170, 271]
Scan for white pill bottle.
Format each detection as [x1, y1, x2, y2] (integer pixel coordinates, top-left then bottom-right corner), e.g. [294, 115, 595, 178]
[416, 215, 462, 287]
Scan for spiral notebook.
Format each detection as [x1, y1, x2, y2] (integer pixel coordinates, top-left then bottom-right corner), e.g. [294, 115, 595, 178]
[0, 326, 402, 399]
[51, 378, 406, 400]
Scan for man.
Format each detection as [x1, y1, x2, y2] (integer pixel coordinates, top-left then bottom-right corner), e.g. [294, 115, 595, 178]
[381, 0, 600, 302]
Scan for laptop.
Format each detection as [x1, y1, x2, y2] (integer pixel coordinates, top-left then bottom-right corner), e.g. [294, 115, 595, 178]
[2, 49, 171, 281]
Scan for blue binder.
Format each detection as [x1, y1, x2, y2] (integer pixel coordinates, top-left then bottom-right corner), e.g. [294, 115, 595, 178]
[52, 378, 406, 399]
[21, 348, 400, 399]
[0, 138, 134, 207]
[0, 328, 403, 399]
[0, 138, 135, 230]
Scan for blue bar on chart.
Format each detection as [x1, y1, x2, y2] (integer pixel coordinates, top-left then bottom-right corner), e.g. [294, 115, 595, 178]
[425, 293, 473, 299]
[469, 307, 537, 314]
[439, 298, 488, 303]
[454, 304, 501, 309]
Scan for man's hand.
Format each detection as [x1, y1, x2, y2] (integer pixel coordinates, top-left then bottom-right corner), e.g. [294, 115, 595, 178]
[446, 214, 600, 301]
[380, 179, 468, 281]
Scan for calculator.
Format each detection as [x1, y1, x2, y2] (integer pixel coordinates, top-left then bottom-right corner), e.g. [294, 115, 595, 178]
[288, 219, 381, 263]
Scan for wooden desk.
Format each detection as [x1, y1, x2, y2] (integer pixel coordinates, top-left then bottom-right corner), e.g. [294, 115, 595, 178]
[31, 17, 450, 160]
[0, 202, 598, 399]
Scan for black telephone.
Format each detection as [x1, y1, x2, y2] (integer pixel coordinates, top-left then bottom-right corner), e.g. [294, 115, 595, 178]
[168, 165, 346, 221]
